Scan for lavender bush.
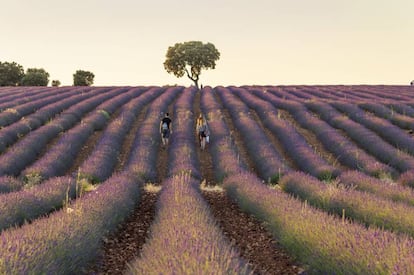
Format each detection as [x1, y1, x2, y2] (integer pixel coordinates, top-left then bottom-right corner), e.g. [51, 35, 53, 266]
[280, 172, 414, 237]
[0, 172, 142, 274]
[249, 88, 395, 177]
[0, 176, 76, 232]
[167, 87, 201, 179]
[0, 176, 23, 193]
[126, 86, 183, 181]
[216, 86, 290, 181]
[0, 87, 59, 111]
[200, 87, 247, 181]
[0, 86, 103, 153]
[0, 87, 70, 126]
[228, 87, 338, 180]
[21, 88, 140, 181]
[224, 172, 414, 274]
[398, 170, 414, 188]
[0, 87, 127, 176]
[339, 171, 414, 206]
[79, 87, 162, 182]
[305, 100, 414, 173]
[0, 87, 52, 108]
[386, 103, 414, 117]
[127, 173, 251, 275]
[331, 101, 414, 156]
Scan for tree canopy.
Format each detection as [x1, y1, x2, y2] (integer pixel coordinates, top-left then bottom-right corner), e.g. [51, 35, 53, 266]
[163, 41, 220, 89]
[51, 80, 61, 87]
[73, 70, 94, 86]
[21, 68, 50, 86]
[0, 61, 25, 86]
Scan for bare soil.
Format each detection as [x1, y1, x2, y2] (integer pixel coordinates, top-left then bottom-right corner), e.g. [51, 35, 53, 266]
[88, 190, 158, 275]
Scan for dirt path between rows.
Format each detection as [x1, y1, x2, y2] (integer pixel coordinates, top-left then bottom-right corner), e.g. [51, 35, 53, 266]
[86, 104, 165, 275]
[197, 90, 304, 274]
[88, 190, 158, 274]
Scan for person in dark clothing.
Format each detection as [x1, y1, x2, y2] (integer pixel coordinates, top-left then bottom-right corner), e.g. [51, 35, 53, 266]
[160, 112, 172, 146]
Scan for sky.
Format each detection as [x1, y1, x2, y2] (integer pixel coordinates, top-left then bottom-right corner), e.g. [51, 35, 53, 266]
[1, 0, 413, 87]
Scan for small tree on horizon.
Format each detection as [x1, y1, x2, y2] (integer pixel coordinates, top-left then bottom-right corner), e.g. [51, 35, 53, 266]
[0, 61, 25, 86]
[73, 70, 94, 86]
[163, 41, 220, 89]
[52, 80, 61, 87]
[21, 68, 50, 86]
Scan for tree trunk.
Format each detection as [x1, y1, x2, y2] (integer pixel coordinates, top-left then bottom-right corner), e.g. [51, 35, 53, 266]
[193, 79, 199, 90]
[185, 68, 199, 89]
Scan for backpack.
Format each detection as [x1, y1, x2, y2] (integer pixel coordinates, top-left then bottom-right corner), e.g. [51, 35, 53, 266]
[162, 122, 168, 130]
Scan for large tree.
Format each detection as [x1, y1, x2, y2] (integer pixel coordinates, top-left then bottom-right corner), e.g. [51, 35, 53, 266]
[21, 68, 50, 86]
[0, 61, 25, 86]
[164, 41, 220, 89]
[73, 70, 94, 86]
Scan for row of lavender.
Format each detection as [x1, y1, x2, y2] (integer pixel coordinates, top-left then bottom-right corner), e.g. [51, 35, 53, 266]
[0, 87, 110, 153]
[127, 87, 251, 273]
[217, 86, 414, 183]
[264, 85, 414, 124]
[216, 86, 290, 181]
[127, 173, 251, 274]
[1, 85, 408, 185]
[0, 86, 71, 114]
[0, 172, 142, 274]
[0, 86, 181, 233]
[247, 87, 395, 177]
[20, 87, 145, 181]
[0, 86, 250, 273]
[0, 87, 72, 127]
[216, 87, 414, 233]
[215, 86, 414, 239]
[256, 86, 414, 186]
[78, 87, 163, 182]
[263, 86, 414, 129]
[304, 100, 414, 175]
[0, 86, 185, 273]
[262, 85, 414, 103]
[223, 86, 340, 180]
[166, 87, 201, 179]
[0, 86, 47, 102]
[280, 172, 414, 237]
[2, 86, 414, 274]
[125, 86, 183, 181]
[0, 87, 130, 176]
[201, 87, 414, 273]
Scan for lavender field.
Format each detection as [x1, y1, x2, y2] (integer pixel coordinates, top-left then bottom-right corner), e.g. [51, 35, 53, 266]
[1, 85, 414, 274]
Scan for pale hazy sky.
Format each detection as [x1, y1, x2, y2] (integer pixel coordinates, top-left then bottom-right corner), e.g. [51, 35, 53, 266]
[1, 0, 413, 86]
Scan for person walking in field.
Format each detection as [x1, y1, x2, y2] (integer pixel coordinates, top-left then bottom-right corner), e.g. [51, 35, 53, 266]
[196, 113, 209, 150]
[160, 112, 172, 146]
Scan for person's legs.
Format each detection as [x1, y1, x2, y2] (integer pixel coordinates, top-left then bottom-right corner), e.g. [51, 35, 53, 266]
[161, 130, 167, 146]
[200, 136, 206, 150]
[164, 130, 170, 145]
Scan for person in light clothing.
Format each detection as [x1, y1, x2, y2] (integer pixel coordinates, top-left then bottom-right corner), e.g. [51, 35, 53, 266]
[196, 113, 209, 150]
